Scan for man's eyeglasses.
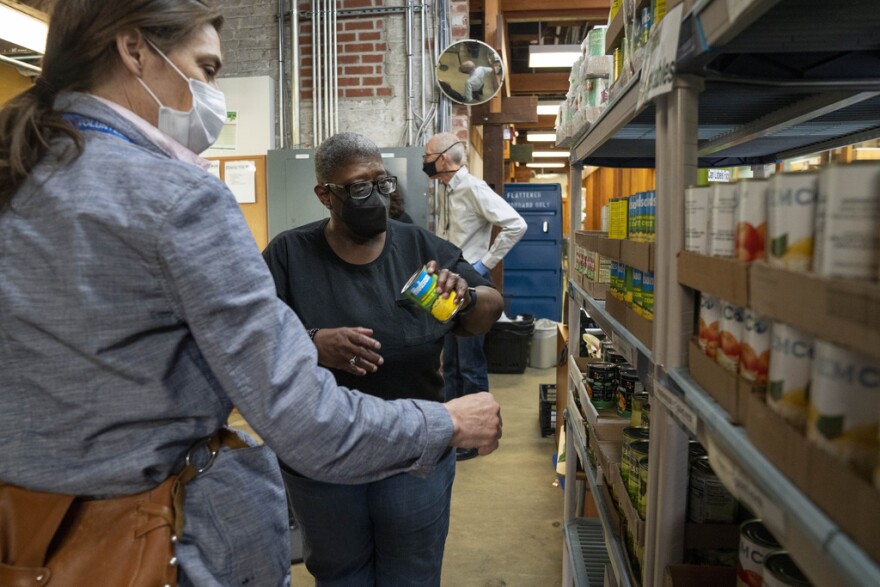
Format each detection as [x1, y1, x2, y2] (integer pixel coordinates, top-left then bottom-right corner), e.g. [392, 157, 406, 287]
[324, 176, 397, 200]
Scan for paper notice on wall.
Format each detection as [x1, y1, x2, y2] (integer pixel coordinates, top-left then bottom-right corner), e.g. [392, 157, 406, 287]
[213, 111, 238, 150]
[224, 160, 256, 204]
[207, 160, 221, 178]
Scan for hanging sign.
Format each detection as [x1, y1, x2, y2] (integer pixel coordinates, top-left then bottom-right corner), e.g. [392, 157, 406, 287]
[637, 3, 685, 110]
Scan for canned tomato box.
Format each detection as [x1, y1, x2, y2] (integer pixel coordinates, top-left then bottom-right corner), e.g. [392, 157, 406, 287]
[807, 340, 880, 480]
[698, 293, 722, 360]
[740, 309, 770, 386]
[813, 162, 880, 281]
[716, 300, 745, 373]
[767, 171, 819, 272]
[737, 520, 781, 587]
[767, 323, 813, 431]
[709, 183, 738, 258]
[685, 186, 711, 254]
[735, 179, 768, 262]
[762, 552, 812, 587]
[400, 265, 461, 322]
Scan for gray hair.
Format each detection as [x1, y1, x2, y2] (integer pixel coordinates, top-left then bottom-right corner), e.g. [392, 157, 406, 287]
[314, 132, 382, 184]
[431, 132, 467, 166]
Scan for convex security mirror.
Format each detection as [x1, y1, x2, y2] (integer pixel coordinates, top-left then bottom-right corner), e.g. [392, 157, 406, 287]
[435, 39, 504, 106]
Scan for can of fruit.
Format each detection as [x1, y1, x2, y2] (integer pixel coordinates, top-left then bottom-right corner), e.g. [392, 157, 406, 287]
[767, 323, 813, 431]
[737, 520, 781, 587]
[628, 440, 649, 501]
[698, 294, 722, 359]
[688, 456, 738, 523]
[637, 455, 649, 519]
[762, 552, 812, 587]
[717, 300, 745, 373]
[813, 162, 880, 280]
[740, 309, 770, 386]
[587, 362, 618, 409]
[807, 340, 880, 480]
[767, 171, 819, 272]
[621, 426, 650, 487]
[709, 183, 738, 258]
[401, 265, 460, 322]
[735, 179, 768, 262]
[685, 186, 711, 254]
[642, 271, 654, 321]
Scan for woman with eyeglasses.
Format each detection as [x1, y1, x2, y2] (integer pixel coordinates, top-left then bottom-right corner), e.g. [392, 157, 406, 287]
[262, 132, 504, 586]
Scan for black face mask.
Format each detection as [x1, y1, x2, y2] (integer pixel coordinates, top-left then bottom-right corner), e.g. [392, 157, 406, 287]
[422, 159, 439, 178]
[340, 189, 388, 238]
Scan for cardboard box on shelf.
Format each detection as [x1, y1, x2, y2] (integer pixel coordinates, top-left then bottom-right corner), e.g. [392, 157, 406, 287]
[584, 279, 609, 301]
[621, 240, 654, 273]
[608, 459, 645, 546]
[687, 339, 756, 425]
[683, 523, 740, 551]
[749, 262, 880, 361]
[746, 393, 880, 562]
[625, 305, 653, 350]
[605, 294, 628, 325]
[664, 565, 736, 587]
[677, 251, 750, 307]
[598, 236, 623, 261]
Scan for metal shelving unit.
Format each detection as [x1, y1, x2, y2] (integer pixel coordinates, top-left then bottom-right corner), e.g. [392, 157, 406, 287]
[561, 0, 880, 585]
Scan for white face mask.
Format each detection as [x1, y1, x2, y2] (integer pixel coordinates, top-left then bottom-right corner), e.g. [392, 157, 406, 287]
[138, 39, 227, 154]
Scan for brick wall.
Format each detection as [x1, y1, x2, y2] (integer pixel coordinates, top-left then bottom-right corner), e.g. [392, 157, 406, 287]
[216, 0, 279, 79]
[449, 0, 471, 147]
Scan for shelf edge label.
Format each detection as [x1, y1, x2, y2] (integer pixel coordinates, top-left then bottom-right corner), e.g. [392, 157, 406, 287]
[637, 3, 685, 109]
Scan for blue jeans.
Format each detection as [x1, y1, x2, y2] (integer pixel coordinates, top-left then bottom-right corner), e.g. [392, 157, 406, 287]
[443, 333, 489, 402]
[282, 449, 455, 586]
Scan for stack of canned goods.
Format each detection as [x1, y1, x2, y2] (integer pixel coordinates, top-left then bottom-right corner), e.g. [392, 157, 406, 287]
[585, 362, 618, 409]
[687, 456, 738, 524]
[736, 520, 813, 586]
[616, 366, 644, 419]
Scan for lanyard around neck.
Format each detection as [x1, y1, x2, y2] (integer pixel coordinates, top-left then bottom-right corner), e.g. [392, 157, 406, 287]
[62, 114, 133, 143]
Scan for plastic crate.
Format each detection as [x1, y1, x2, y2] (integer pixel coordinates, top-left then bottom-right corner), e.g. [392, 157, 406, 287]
[540, 383, 557, 437]
[484, 315, 535, 374]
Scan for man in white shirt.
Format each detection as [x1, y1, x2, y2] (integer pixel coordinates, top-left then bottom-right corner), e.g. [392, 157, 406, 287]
[459, 61, 496, 102]
[423, 133, 527, 460]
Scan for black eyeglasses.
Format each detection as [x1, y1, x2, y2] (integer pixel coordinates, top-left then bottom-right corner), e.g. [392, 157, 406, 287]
[324, 176, 397, 200]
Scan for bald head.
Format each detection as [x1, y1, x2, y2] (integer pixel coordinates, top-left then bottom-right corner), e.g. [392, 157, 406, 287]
[426, 133, 466, 166]
[459, 60, 476, 74]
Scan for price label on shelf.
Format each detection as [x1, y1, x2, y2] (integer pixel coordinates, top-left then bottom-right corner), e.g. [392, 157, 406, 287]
[637, 3, 685, 109]
[654, 383, 698, 436]
[708, 442, 786, 534]
[611, 333, 637, 367]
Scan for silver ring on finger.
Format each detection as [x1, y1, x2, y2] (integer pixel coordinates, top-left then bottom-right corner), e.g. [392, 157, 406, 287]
[349, 355, 358, 367]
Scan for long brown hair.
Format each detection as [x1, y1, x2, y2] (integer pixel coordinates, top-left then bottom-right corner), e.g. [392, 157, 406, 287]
[0, 0, 223, 210]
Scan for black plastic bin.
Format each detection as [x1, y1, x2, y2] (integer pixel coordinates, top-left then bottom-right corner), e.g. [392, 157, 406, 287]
[483, 315, 535, 374]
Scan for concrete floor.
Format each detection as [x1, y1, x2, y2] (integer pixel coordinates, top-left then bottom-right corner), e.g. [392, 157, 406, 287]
[231, 366, 564, 586]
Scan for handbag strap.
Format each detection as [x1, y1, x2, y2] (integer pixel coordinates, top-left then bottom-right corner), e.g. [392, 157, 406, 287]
[0, 485, 75, 568]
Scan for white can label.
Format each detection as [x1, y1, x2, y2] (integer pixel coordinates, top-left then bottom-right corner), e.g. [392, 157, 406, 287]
[717, 300, 744, 373]
[767, 323, 813, 431]
[685, 186, 711, 254]
[709, 183, 738, 258]
[767, 172, 818, 272]
[735, 179, 768, 262]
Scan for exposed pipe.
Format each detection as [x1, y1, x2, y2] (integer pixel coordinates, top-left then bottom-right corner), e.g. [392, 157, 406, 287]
[311, 0, 318, 145]
[291, 0, 300, 145]
[323, 0, 330, 141]
[277, 0, 286, 149]
[0, 53, 41, 73]
[405, 0, 415, 145]
[420, 0, 427, 130]
[332, 0, 339, 135]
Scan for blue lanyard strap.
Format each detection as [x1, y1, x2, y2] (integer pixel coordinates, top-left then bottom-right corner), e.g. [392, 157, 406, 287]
[62, 114, 133, 143]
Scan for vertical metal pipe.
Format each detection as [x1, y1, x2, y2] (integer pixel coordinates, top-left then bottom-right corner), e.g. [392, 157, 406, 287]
[323, 0, 330, 141]
[330, 0, 339, 134]
[312, 0, 319, 145]
[420, 1, 427, 126]
[291, 0, 300, 145]
[406, 0, 415, 145]
[277, 0, 286, 149]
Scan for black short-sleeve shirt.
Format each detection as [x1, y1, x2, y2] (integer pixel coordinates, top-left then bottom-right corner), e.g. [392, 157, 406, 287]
[263, 219, 492, 402]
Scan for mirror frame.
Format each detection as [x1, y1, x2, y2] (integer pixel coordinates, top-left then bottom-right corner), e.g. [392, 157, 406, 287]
[435, 39, 505, 106]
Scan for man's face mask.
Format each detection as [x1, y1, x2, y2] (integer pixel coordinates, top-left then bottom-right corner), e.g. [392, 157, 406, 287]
[138, 39, 227, 154]
[422, 141, 462, 178]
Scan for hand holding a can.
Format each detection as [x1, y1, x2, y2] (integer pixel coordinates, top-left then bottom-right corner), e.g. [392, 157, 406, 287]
[444, 391, 502, 456]
[312, 326, 384, 375]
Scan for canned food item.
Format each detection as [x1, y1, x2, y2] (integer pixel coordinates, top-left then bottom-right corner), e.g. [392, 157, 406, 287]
[637, 455, 649, 519]
[767, 172, 819, 272]
[401, 266, 460, 322]
[642, 271, 654, 321]
[737, 520, 781, 587]
[688, 456, 738, 523]
[647, 190, 656, 242]
[807, 341, 880, 480]
[814, 163, 880, 280]
[624, 265, 635, 305]
[587, 362, 618, 409]
[709, 183, 738, 258]
[632, 268, 643, 314]
[631, 391, 649, 426]
[740, 309, 771, 386]
[640, 401, 651, 428]
[762, 552, 812, 587]
[605, 350, 628, 365]
[627, 440, 649, 502]
[698, 294, 722, 359]
[735, 179, 768, 262]
[717, 300, 745, 373]
[621, 427, 650, 487]
[767, 323, 813, 431]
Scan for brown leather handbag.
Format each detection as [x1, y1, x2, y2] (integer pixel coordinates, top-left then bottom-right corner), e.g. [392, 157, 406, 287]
[0, 429, 246, 587]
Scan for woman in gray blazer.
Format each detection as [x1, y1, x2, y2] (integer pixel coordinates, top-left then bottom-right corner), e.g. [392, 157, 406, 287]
[0, 1, 501, 585]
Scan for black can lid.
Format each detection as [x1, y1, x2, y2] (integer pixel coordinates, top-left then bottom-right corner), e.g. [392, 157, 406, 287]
[763, 552, 811, 586]
[740, 519, 781, 549]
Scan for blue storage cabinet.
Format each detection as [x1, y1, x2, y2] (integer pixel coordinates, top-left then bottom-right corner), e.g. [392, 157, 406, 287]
[502, 183, 563, 321]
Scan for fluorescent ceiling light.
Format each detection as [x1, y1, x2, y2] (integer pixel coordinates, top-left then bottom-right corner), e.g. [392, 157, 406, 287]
[532, 151, 568, 158]
[526, 133, 557, 142]
[536, 102, 560, 116]
[0, 3, 48, 54]
[854, 147, 880, 151]
[526, 162, 565, 168]
[529, 44, 581, 68]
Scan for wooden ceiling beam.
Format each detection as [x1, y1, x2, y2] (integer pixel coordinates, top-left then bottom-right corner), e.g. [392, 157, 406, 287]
[510, 72, 570, 94]
[502, 0, 609, 11]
